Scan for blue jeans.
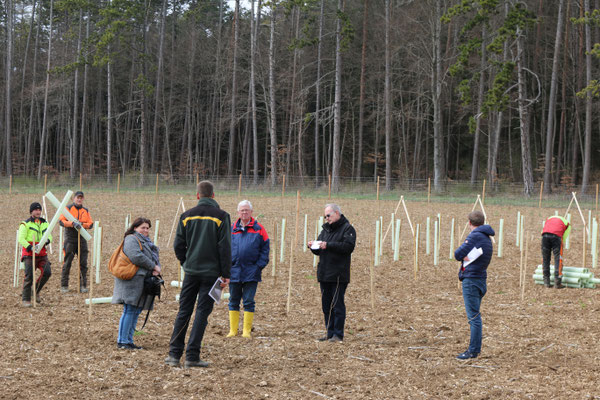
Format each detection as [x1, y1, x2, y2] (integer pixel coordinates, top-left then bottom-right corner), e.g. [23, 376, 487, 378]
[462, 278, 487, 354]
[168, 274, 215, 362]
[320, 281, 348, 339]
[228, 282, 258, 312]
[117, 303, 143, 344]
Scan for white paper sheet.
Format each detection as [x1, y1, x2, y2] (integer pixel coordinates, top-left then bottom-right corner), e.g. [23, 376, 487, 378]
[463, 247, 483, 267]
[209, 278, 224, 304]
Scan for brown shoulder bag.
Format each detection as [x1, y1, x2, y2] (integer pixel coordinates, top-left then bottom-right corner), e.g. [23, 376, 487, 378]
[108, 237, 142, 280]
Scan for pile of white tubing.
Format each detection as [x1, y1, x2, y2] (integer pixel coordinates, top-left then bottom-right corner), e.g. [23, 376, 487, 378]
[532, 265, 599, 289]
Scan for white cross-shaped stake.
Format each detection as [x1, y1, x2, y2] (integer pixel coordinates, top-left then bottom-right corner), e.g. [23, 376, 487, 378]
[35, 190, 92, 252]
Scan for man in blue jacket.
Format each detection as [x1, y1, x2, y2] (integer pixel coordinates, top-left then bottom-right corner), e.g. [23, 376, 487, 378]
[454, 210, 494, 360]
[226, 200, 270, 339]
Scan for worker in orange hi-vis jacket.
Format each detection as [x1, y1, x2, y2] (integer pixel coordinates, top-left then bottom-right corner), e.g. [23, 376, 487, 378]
[59, 191, 93, 293]
[541, 216, 571, 289]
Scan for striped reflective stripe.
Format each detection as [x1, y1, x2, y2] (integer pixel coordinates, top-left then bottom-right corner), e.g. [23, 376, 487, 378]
[183, 215, 222, 227]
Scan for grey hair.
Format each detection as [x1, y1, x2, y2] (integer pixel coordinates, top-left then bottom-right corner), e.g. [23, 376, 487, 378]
[238, 200, 253, 211]
[324, 203, 341, 214]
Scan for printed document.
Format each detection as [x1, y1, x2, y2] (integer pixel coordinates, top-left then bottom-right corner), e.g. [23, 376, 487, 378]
[463, 247, 483, 267]
[209, 278, 224, 304]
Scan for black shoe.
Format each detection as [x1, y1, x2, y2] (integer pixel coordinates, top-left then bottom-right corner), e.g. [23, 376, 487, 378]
[80, 287, 89, 293]
[117, 343, 132, 349]
[555, 277, 565, 289]
[317, 336, 329, 342]
[129, 343, 143, 350]
[328, 335, 343, 343]
[543, 276, 551, 288]
[456, 350, 479, 360]
[184, 359, 209, 368]
[164, 355, 181, 367]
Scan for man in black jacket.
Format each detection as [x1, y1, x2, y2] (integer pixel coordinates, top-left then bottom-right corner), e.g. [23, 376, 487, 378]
[165, 181, 231, 368]
[309, 204, 356, 343]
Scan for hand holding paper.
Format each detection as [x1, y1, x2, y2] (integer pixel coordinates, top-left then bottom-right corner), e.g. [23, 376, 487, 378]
[463, 247, 483, 267]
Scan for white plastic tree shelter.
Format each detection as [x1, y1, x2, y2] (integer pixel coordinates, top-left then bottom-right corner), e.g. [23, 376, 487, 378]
[41, 196, 53, 254]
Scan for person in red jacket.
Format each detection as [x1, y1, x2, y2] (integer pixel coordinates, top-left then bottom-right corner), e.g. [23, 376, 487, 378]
[59, 191, 94, 293]
[541, 216, 571, 289]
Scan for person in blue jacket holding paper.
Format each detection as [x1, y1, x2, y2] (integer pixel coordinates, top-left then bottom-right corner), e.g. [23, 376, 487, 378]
[227, 200, 270, 339]
[454, 210, 494, 360]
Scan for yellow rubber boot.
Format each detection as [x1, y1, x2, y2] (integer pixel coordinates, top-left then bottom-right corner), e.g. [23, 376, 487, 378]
[242, 311, 254, 338]
[227, 310, 240, 337]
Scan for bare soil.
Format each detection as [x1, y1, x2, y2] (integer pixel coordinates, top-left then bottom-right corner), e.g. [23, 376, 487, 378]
[1, 192, 599, 399]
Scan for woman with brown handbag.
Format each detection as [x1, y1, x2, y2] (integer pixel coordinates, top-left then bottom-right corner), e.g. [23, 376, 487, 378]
[112, 217, 161, 350]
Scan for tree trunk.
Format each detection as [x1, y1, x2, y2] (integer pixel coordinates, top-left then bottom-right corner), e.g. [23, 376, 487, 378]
[269, 4, 278, 186]
[80, 11, 90, 174]
[356, 0, 368, 180]
[516, 27, 534, 196]
[25, 10, 40, 175]
[581, 0, 592, 194]
[71, 9, 83, 178]
[5, 0, 14, 174]
[542, 0, 564, 194]
[151, 0, 168, 174]
[37, 0, 54, 180]
[314, 0, 324, 185]
[432, 0, 445, 192]
[331, 0, 343, 192]
[227, 0, 240, 176]
[471, 26, 486, 185]
[384, 0, 392, 190]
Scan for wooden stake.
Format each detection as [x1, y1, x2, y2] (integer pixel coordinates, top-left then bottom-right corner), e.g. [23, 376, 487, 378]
[44, 174, 47, 193]
[482, 179, 486, 205]
[427, 178, 431, 203]
[539, 181, 544, 208]
[376, 176, 380, 201]
[167, 197, 183, 246]
[583, 228, 587, 269]
[79, 173, 82, 190]
[369, 237, 375, 310]
[117, 173, 121, 193]
[401, 196, 415, 237]
[238, 174, 242, 197]
[78, 231, 81, 291]
[286, 236, 294, 315]
[155, 173, 159, 196]
[460, 195, 480, 241]
[32, 244, 36, 308]
[9, 174, 12, 194]
[572, 192, 590, 236]
[328, 174, 331, 199]
[414, 224, 420, 280]
[282, 174, 286, 197]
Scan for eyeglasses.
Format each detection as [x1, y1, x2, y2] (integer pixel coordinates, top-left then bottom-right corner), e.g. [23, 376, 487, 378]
[324, 213, 331, 218]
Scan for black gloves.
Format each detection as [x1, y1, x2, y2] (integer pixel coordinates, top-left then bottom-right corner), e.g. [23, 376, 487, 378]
[26, 245, 33, 252]
[73, 221, 82, 230]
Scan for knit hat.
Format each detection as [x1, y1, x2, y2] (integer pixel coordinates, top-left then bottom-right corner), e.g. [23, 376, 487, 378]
[30, 202, 42, 213]
[74, 191, 84, 198]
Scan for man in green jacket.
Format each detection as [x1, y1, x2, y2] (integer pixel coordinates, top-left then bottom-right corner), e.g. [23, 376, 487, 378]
[165, 181, 231, 368]
[19, 202, 52, 307]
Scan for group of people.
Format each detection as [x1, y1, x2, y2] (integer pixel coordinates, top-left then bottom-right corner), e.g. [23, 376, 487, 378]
[18, 180, 572, 364]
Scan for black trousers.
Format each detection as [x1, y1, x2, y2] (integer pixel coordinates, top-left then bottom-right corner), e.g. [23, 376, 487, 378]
[168, 274, 215, 362]
[320, 281, 348, 339]
[541, 234, 562, 278]
[61, 240, 88, 288]
[22, 256, 51, 301]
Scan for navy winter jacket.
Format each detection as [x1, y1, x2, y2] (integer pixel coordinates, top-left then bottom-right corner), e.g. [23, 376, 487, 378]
[231, 217, 270, 283]
[454, 224, 495, 280]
